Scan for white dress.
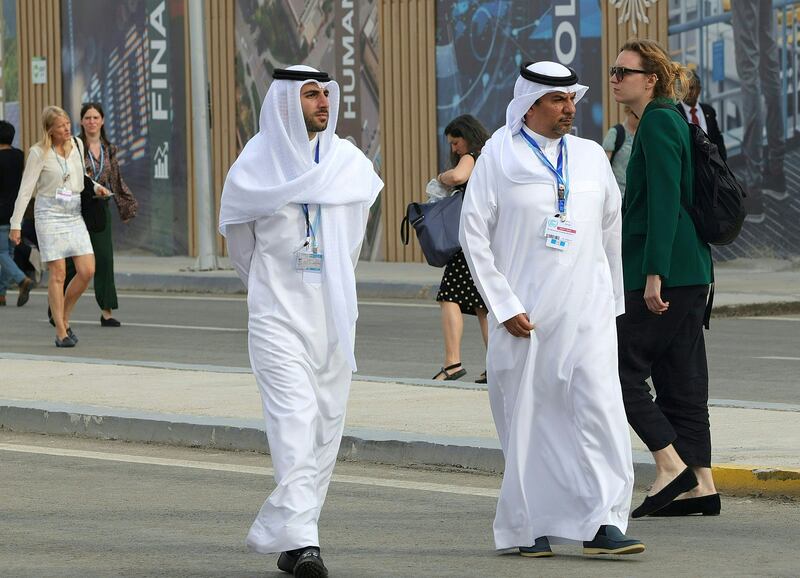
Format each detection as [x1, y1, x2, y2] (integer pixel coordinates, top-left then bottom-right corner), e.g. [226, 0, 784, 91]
[459, 126, 634, 549]
[10, 142, 93, 262]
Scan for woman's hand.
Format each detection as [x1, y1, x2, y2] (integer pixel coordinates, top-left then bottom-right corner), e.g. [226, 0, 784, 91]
[94, 185, 112, 198]
[644, 274, 669, 314]
[9, 229, 21, 246]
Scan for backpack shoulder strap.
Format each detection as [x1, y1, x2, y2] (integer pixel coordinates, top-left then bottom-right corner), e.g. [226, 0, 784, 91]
[609, 123, 625, 164]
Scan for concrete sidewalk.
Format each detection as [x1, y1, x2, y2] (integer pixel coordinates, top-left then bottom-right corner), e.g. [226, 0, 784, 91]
[1, 354, 798, 498]
[109, 255, 800, 311]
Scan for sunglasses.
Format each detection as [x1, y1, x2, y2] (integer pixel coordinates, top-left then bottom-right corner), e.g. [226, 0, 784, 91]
[609, 66, 649, 81]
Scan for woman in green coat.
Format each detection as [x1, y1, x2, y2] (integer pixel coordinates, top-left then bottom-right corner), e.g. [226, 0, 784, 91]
[61, 102, 138, 327]
[611, 39, 718, 518]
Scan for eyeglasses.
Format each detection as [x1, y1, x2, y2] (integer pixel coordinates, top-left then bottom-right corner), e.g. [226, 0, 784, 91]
[609, 66, 649, 82]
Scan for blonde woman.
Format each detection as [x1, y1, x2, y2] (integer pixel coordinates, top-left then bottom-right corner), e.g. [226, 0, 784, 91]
[9, 106, 111, 347]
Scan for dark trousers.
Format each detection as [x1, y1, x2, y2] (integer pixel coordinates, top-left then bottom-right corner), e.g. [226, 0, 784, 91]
[617, 285, 711, 467]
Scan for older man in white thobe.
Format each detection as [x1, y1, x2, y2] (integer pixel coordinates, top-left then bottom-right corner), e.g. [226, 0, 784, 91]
[218, 66, 382, 577]
[459, 61, 645, 558]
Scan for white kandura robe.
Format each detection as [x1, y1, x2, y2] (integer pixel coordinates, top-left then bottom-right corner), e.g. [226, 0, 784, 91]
[459, 126, 634, 549]
[225, 138, 373, 554]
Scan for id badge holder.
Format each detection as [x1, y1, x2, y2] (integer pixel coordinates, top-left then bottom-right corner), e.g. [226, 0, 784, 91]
[542, 215, 577, 252]
[55, 187, 73, 203]
[294, 241, 323, 285]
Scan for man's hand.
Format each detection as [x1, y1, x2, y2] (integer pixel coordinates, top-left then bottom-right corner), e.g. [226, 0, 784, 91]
[644, 274, 669, 314]
[9, 229, 21, 246]
[503, 313, 535, 338]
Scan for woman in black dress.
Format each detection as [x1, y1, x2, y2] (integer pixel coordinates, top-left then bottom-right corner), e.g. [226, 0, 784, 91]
[433, 115, 489, 382]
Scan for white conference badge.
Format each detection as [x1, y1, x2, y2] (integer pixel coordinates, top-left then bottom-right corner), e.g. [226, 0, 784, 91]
[543, 216, 577, 251]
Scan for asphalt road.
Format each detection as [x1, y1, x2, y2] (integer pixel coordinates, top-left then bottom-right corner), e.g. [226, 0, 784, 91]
[1, 291, 798, 405]
[1, 432, 798, 578]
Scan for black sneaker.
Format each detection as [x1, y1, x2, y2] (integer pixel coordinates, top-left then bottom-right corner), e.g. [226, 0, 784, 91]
[293, 547, 328, 578]
[276, 550, 299, 574]
[743, 189, 765, 224]
[583, 525, 645, 556]
[762, 170, 788, 201]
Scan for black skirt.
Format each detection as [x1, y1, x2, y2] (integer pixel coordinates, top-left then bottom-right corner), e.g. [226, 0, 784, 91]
[435, 251, 486, 315]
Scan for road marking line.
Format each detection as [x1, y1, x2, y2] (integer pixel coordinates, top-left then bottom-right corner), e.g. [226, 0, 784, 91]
[753, 356, 800, 361]
[0, 443, 499, 498]
[740, 316, 800, 322]
[27, 291, 438, 308]
[61, 320, 246, 333]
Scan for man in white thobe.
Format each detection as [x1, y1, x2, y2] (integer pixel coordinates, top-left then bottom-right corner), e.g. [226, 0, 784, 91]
[460, 61, 645, 557]
[218, 66, 382, 577]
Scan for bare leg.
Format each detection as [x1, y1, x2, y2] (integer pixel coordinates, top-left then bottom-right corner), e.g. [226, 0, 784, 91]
[649, 444, 688, 496]
[47, 260, 68, 340]
[101, 308, 113, 319]
[675, 467, 717, 499]
[435, 301, 464, 379]
[476, 307, 488, 348]
[63, 253, 95, 329]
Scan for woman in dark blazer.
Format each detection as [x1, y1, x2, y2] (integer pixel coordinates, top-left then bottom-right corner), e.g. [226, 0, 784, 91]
[611, 39, 718, 518]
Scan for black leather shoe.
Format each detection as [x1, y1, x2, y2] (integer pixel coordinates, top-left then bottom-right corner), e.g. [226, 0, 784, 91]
[519, 536, 553, 557]
[67, 327, 78, 343]
[649, 493, 721, 517]
[293, 547, 328, 578]
[101, 316, 121, 327]
[631, 468, 698, 518]
[583, 525, 645, 556]
[276, 550, 299, 573]
[55, 336, 75, 348]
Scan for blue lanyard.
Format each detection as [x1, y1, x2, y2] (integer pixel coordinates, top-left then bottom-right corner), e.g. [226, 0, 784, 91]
[519, 129, 570, 216]
[88, 143, 104, 177]
[302, 141, 321, 249]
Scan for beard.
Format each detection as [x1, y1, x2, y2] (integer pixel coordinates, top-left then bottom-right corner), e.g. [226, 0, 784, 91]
[304, 110, 329, 133]
[552, 117, 574, 136]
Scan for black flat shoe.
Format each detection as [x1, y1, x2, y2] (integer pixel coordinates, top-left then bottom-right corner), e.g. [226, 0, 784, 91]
[67, 327, 78, 343]
[475, 370, 487, 384]
[55, 336, 75, 348]
[101, 316, 121, 327]
[433, 362, 466, 381]
[48, 306, 55, 327]
[293, 547, 328, 578]
[649, 493, 721, 517]
[631, 467, 698, 518]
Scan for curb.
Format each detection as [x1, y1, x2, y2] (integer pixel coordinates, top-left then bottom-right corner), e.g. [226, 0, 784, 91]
[712, 464, 800, 498]
[3, 404, 797, 498]
[0, 403, 654, 484]
[113, 273, 800, 315]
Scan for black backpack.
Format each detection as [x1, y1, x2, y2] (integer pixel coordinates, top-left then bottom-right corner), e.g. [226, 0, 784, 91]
[656, 104, 746, 246]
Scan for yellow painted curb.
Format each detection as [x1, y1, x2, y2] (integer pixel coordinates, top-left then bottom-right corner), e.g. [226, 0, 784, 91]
[713, 464, 800, 498]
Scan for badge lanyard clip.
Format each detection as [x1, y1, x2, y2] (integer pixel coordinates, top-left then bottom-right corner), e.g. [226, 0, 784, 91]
[301, 141, 322, 252]
[520, 130, 569, 221]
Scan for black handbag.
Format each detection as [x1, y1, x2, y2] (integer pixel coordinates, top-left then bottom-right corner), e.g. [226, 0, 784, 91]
[74, 137, 106, 233]
[400, 190, 463, 267]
